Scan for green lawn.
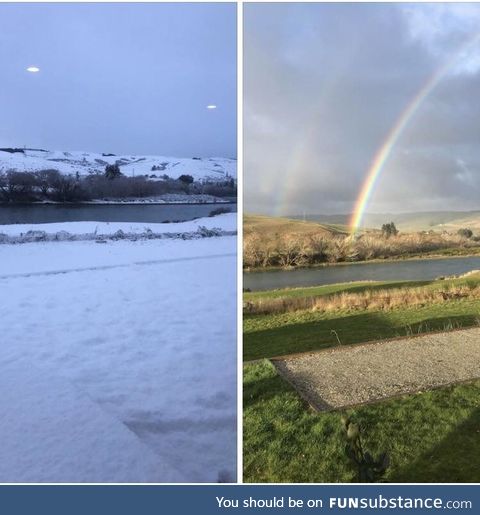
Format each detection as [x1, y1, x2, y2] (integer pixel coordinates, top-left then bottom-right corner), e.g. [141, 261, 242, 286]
[244, 277, 480, 482]
[245, 275, 480, 302]
[244, 360, 480, 483]
[244, 276, 480, 361]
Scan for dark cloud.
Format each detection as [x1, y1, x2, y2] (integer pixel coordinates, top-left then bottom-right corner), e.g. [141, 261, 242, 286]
[245, 3, 480, 216]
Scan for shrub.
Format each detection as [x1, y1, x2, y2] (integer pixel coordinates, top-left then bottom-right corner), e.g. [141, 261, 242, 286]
[304, 234, 329, 262]
[50, 174, 87, 202]
[209, 207, 231, 217]
[457, 228, 473, 239]
[104, 163, 122, 180]
[178, 174, 194, 184]
[244, 233, 274, 268]
[202, 181, 237, 197]
[342, 417, 389, 483]
[275, 234, 306, 268]
[0, 170, 37, 201]
[381, 222, 398, 238]
[35, 169, 61, 197]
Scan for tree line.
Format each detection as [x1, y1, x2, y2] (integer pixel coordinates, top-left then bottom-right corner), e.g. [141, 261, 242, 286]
[0, 167, 236, 202]
[244, 228, 480, 269]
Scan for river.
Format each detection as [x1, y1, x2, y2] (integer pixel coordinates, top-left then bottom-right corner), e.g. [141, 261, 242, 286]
[244, 256, 480, 291]
[0, 202, 236, 225]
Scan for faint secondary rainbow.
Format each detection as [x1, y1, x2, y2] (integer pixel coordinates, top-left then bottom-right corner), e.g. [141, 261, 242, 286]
[272, 57, 351, 217]
[349, 32, 480, 234]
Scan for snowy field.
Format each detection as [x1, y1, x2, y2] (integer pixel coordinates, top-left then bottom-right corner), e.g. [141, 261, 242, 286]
[0, 149, 236, 182]
[0, 215, 237, 482]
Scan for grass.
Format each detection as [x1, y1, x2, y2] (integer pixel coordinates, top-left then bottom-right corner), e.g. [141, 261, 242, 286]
[244, 360, 480, 483]
[423, 246, 480, 257]
[246, 283, 480, 316]
[244, 279, 429, 301]
[244, 275, 480, 361]
[245, 303, 480, 361]
[244, 274, 480, 482]
[245, 275, 480, 302]
[244, 214, 348, 237]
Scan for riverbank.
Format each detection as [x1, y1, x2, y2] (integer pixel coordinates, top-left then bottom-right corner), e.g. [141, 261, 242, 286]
[0, 194, 235, 205]
[244, 245, 480, 274]
[0, 212, 237, 244]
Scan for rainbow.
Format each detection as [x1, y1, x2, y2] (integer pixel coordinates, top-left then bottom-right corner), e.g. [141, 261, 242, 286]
[349, 32, 480, 234]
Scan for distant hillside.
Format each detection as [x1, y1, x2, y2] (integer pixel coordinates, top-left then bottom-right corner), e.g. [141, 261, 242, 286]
[244, 214, 348, 237]
[0, 148, 236, 183]
[289, 211, 480, 232]
[436, 213, 480, 232]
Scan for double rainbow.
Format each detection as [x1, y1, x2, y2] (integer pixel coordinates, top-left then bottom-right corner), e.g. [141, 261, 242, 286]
[349, 33, 480, 234]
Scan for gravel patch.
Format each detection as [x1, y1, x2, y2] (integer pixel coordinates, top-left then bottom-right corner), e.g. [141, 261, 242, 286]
[274, 328, 480, 411]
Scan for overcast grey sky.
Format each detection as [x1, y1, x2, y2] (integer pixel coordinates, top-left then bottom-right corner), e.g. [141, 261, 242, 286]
[0, 3, 236, 157]
[245, 3, 480, 215]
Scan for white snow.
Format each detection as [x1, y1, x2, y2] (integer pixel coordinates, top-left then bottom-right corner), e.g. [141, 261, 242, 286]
[0, 221, 237, 483]
[0, 213, 236, 238]
[0, 149, 236, 182]
[0, 365, 184, 483]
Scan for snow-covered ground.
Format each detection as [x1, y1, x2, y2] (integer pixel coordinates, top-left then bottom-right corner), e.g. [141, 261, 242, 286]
[0, 213, 236, 239]
[0, 216, 237, 483]
[0, 149, 236, 182]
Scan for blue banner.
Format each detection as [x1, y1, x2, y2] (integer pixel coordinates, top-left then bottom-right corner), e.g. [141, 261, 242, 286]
[0, 485, 477, 514]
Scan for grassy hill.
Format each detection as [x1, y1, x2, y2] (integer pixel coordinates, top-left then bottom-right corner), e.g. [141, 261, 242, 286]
[244, 214, 348, 237]
[289, 211, 480, 233]
[437, 214, 480, 232]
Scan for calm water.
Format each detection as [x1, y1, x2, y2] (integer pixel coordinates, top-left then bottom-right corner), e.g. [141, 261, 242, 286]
[0, 202, 236, 225]
[244, 256, 480, 291]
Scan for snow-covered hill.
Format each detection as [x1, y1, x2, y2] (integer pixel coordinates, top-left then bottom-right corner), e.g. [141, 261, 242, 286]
[0, 148, 236, 183]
